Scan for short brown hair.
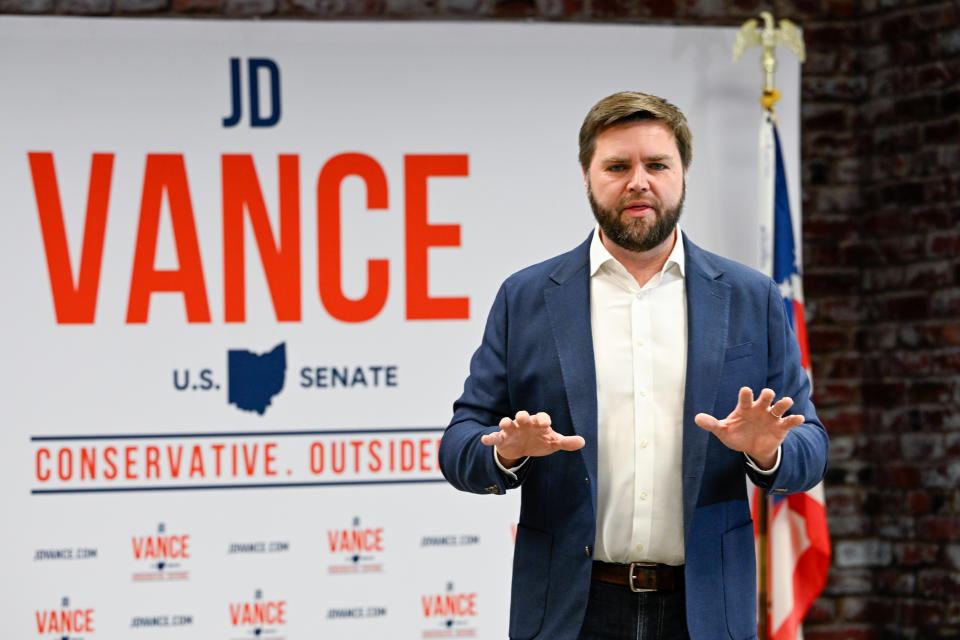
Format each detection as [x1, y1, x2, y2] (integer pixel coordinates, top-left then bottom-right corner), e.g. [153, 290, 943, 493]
[578, 91, 693, 171]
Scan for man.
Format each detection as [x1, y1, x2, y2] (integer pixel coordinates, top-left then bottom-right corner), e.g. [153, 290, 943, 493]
[438, 92, 828, 640]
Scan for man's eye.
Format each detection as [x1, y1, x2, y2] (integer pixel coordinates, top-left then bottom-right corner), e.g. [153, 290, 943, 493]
[607, 164, 627, 172]
[648, 163, 667, 171]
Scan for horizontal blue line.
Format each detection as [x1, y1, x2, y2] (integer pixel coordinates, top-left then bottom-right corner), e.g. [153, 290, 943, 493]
[32, 477, 448, 494]
[31, 427, 446, 442]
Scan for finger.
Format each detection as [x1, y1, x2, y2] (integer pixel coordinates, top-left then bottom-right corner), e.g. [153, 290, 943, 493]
[481, 431, 504, 446]
[534, 411, 552, 429]
[757, 388, 776, 408]
[769, 397, 794, 419]
[499, 416, 517, 430]
[514, 410, 532, 427]
[557, 435, 586, 451]
[694, 412, 721, 433]
[783, 415, 805, 429]
[737, 387, 754, 411]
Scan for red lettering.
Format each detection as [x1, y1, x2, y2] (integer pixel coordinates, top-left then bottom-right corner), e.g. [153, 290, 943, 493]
[400, 440, 414, 471]
[230, 601, 286, 625]
[57, 448, 72, 481]
[317, 153, 389, 323]
[36, 448, 50, 482]
[264, 442, 277, 476]
[80, 447, 96, 480]
[126, 154, 210, 323]
[310, 442, 324, 474]
[28, 152, 113, 324]
[167, 445, 183, 478]
[419, 437, 431, 471]
[189, 444, 205, 477]
[404, 155, 469, 320]
[145, 446, 160, 479]
[242, 443, 258, 475]
[331, 441, 345, 474]
[104, 446, 117, 479]
[368, 440, 382, 472]
[125, 445, 137, 479]
[222, 154, 301, 323]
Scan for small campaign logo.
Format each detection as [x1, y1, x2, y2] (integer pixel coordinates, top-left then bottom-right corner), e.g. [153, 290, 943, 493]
[131, 522, 190, 582]
[228, 589, 287, 640]
[130, 613, 194, 630]
[420, 581, 478, 638]
[326, 516, 384, 574]
[228, 342, 286, 415]
[34, 596, 94, 639]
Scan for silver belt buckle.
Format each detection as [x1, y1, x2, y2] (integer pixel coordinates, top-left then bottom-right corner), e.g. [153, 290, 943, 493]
[628, 562, 657, 593]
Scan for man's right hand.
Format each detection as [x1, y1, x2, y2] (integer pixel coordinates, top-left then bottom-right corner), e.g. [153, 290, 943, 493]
[480, 410, 586, 467]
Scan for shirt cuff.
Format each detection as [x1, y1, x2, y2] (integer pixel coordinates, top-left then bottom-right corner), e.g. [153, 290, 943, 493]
[744, 446, 781, 475]
[493, 447, 529, 480]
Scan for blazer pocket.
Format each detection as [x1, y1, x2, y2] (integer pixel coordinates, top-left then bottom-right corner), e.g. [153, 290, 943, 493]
[721, 520, 758, 640]
[509, 524, 553, 640]
[724, 342, 754, 362]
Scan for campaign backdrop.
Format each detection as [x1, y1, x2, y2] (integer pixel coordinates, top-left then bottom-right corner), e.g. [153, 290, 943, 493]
[0, 17, 800, 639]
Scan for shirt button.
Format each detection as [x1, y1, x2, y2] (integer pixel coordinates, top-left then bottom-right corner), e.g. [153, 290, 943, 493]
[638, 390, 647, 397]
[637, 339, 644, 347]
[640, 491, 648, 500]
[636, 543, 644, 551]
[640, 440, 649, 448]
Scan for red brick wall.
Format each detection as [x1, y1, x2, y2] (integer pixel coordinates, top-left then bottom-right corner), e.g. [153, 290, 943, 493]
[2, 1, 957, 638]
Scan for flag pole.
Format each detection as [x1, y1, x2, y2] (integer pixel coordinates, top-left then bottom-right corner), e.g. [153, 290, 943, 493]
[732, 12, 806, 640]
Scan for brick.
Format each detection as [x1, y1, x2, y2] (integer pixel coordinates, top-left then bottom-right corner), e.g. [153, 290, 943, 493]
[825, 568, 874, 595]
[914, 2, 957, 31]
[0, 0, 53, 10]
[907, 490, 932, 515]
[876, 515, 915, 539]
[947, 545, 960, 571]
[56, 0, 111, 12]
[910, 380, 956, 405]
[223, 0, 275, 13]
[818, 409, 864, 433]
[921, 463, 960, 491]
[171, 0, 218, 9]
[941, 27, 960, 56]
[804, 625, 878, 640]
[817, 297, 866, 325]
[877, 464, 922, 488]
[901, 433, 945, 460]
[895, 542, 942, 566]
[116, 0, 167, 9]
[808, 597, 838, 623]
[917, 569, 960, 599]
[804, 75, 869, 101]
[809, 327, 855, 351]
[875, 569, 917, 596]
[835, 539, 893, 568]
[829, 515, 872, 537]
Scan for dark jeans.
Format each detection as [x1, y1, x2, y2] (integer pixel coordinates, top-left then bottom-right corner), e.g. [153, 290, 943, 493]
[578, 579, 691, 640]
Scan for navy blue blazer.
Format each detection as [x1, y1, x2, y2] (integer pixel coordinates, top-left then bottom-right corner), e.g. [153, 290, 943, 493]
[439, 232, 829, 640]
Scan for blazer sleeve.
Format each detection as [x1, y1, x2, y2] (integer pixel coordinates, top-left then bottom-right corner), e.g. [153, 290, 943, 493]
[746, 279, 829, 494]
[439, 283, 532, 495]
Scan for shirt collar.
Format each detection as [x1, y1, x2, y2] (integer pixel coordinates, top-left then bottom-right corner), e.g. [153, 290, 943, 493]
[589, 225, 686, 279]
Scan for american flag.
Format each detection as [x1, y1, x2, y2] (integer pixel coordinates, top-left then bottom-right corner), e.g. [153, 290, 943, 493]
[752, 113, 831, 640]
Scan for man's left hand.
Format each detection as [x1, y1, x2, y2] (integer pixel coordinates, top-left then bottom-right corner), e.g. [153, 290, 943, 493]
[694, 387, 805, 470]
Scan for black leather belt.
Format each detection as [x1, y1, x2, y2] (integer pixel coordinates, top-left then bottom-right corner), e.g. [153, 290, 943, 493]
[592, 561, 685, 592]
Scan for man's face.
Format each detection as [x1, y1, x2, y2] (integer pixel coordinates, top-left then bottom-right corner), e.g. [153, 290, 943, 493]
[584, 119, 687, 253]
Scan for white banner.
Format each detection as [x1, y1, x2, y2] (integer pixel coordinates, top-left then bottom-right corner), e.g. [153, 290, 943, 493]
[0, 17, 799, 639]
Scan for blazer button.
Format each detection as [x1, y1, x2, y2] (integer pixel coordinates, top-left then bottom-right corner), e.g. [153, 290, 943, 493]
[585, 546, 592, 558]
[584, 476, 590, 485]
[485, 485, 499, 494]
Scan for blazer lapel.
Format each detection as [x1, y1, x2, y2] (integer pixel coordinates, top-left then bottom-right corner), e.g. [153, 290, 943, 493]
[681, 235, 731, 543]
[543, 234, 598, 514]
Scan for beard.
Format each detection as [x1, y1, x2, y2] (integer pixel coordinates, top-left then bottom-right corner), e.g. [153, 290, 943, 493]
[588, 182, 685, 253]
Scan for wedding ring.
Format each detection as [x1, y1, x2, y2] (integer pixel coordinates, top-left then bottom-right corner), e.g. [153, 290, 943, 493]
[770, 409, 782, 419]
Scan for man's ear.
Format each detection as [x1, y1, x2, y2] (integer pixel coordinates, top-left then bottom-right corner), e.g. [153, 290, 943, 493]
[582, 168, 589, 193]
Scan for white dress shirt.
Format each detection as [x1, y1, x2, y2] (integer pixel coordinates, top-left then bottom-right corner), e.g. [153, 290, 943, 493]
[590, 226, 688, 565]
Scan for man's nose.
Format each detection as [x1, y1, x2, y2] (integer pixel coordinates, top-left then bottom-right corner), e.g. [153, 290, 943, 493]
[627, 166, 649, 193]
